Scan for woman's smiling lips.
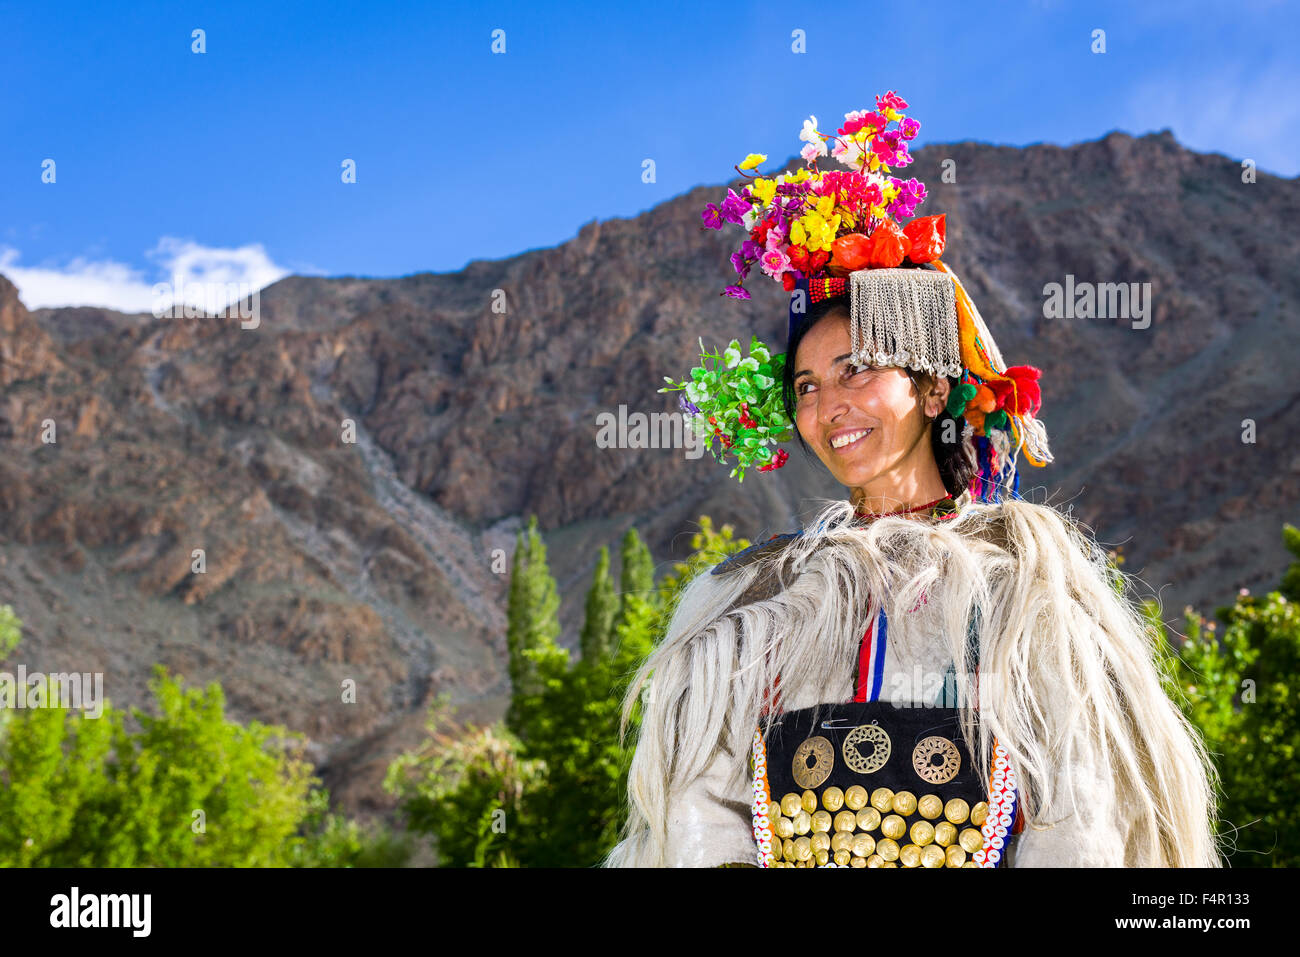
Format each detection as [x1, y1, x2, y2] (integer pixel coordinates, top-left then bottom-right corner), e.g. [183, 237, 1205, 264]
[828, 427, 873, 453]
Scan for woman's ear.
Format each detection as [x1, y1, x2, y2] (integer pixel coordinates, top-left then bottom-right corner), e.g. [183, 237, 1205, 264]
[926, 376, 952, 419]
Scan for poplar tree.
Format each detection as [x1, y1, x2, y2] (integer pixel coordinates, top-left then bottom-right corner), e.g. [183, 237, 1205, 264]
[615, 526, 655, 632]
[579, 545, 618, 667]
[504, 515, 565, 739]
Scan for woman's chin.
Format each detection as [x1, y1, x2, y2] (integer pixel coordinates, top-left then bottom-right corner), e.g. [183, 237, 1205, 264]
[827, 456, 882, 486]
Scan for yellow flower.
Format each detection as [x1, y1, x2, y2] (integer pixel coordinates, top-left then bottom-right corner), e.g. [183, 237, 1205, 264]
[800, 211, 840, 252]
[868, 154, 881, 172]
[797, 213, 823, 250]
[815, 194, 835, 219]
[883, 182, 899, 201]
[790, 168, 812, 184]
[751, 177, 777, 205]
[885, 108, 901, 122]
[739, 153, 767, 170]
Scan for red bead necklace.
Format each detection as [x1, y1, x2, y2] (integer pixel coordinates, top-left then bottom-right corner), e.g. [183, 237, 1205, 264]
[853, 494, 954, 521]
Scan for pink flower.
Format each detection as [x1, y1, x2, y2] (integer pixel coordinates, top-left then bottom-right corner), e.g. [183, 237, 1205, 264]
[760, 248, 791, 278]
[873, 137, 901, 166]
[876, 90, 909, 112]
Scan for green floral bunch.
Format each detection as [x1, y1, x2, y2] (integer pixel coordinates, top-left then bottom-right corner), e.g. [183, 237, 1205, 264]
[659, 335, 794, 481]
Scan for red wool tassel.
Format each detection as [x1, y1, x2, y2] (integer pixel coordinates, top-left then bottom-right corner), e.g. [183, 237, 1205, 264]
[1000, 365, 1043, 415]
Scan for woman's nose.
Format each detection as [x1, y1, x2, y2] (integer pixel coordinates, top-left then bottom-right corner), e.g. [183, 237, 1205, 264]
[816, 379, 853, 424]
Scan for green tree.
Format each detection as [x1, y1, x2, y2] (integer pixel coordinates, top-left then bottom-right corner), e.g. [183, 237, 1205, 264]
[1152, 522, 1300, 867]
[614, 526, 655, 632]
[384, 696, 545, 868]
[288, 789, 412, 867]
[0, 606, 404, 867]
[505, 516, 567, 739]
[579, 545, 618, 666]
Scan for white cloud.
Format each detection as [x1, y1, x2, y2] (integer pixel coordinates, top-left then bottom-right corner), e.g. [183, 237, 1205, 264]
[1120, 58, 1300, 177]
[0, 238, 296, 313]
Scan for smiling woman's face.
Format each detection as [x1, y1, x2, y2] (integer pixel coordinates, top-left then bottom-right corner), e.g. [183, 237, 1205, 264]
[792, 309, 950, 507]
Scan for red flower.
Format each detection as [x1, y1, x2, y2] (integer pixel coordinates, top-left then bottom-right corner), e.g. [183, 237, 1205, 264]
[792, 242, 832, 276]
[782, 272, 798, 291]
[750, 216, 776, 246]
[758, 448, 790, 472]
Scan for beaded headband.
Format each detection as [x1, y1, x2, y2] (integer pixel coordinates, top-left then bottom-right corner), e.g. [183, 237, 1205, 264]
[660, 91, 1052, 501]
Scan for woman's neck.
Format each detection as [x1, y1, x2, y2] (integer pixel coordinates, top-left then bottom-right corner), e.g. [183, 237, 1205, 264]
[853, 492, 953, 519]
[849, 475, 951, 516]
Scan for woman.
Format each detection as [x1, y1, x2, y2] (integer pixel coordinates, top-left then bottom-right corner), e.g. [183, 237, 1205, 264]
[605, 98, 1219, 868]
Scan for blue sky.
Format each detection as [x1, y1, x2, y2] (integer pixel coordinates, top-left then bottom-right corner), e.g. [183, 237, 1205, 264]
[1, 0, 1296, 310]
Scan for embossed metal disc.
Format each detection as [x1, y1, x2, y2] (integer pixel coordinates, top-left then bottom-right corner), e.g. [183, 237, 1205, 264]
[792, 735, 835, 789]
[842, 723, 891, 774]
[912, 735, 961, 784]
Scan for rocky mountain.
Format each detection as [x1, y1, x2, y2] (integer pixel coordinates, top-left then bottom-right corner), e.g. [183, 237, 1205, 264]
[1, 128, 1296, 822]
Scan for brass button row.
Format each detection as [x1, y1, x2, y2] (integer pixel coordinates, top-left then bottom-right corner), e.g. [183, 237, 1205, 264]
[768, 787, 987, 868]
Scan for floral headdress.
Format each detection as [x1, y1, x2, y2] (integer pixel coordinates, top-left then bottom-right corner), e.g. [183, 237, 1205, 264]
[660, 91, 1052, 501]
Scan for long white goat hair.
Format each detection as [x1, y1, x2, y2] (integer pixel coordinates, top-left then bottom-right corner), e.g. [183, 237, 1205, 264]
[604, 496, 1221, 867]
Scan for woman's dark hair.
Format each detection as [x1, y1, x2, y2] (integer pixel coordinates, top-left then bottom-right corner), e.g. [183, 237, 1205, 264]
[780, 289, 978, 498]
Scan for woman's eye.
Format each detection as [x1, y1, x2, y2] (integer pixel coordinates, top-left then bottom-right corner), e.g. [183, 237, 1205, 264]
[797, 381, 816, 396]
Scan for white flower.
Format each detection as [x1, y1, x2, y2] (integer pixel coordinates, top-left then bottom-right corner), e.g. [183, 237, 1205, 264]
[798, 115, 820, 144]
[742, 207, 758, 231]
[831, 137, 863, 169]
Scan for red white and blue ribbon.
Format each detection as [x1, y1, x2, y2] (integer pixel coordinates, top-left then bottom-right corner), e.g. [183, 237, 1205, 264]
[853, 603, 889, 704]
